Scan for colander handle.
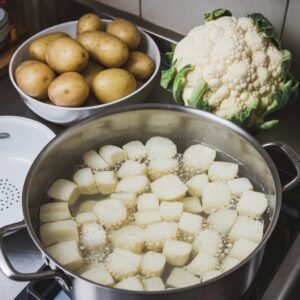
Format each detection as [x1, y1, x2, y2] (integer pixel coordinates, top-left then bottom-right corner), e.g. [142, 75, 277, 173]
[263, 141, 300, 192]
[0, 220, 71, 293]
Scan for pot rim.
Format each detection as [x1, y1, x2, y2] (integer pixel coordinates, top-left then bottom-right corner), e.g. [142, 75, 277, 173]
[23, 103, 282, 294]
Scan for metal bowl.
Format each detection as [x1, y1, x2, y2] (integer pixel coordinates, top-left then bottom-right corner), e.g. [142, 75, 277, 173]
[9, 20, 161, 125]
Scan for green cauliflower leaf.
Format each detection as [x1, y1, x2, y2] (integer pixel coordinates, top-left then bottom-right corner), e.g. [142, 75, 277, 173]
[204, 8, 232, 22]
[187, 80, 210, 111]
[160, 60, 177, 90]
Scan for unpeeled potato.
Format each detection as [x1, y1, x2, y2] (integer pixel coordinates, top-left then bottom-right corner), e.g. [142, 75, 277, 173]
[81, 61, 104, 88]
[77, 13, 102, 35]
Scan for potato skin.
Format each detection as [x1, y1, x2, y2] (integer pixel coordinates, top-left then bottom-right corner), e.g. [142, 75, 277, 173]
[45, 37, 89, 74]
[123, 51, 155, 80]
[29, 32, 69, 62]
[106, 18, 141, 50]
[81, 61, 104, 88]
[15, 60, 55, 99]
[48, 72, 89, 107]
[77, 13, 102, 35]
[92, 68, 136, 103]
[78, 31, 129, 68]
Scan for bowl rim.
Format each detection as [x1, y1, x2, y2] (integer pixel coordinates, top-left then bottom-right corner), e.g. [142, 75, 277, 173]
[9, 20, 161, 111]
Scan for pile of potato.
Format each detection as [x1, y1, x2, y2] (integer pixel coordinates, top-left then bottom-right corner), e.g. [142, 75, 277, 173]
[15, 14, 155, 107]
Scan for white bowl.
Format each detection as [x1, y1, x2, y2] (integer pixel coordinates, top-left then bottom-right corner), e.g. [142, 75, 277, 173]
[9, 20, 161, 125]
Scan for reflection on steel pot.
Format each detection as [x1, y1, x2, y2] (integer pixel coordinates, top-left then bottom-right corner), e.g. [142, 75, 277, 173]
[1, 104, 300, 300]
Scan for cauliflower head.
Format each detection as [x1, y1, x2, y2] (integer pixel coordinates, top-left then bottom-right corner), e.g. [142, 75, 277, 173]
[161, 9, 298, 130]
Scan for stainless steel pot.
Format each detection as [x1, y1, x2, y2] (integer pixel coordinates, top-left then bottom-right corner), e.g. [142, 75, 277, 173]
[1, 104, 300, 300]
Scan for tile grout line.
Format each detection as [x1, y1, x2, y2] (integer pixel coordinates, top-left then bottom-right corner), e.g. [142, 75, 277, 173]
[280, 0, 290, 39]
[139, 0, 142, 20]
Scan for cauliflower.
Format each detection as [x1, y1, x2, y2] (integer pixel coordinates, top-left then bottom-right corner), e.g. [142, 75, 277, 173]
[161, 9, 298, 130]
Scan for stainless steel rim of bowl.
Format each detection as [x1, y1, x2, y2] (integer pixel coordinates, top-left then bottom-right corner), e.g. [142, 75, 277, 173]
[22, 103, 282, 295]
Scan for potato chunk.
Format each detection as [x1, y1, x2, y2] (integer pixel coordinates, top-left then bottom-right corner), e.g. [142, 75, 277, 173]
[77, 200, 97, 213]
[159, 201, 183, 221]
[80, 223, 106, 251]
[143, 277, 165, 291]
[208, 161, 238, 182]
[166, 267, 200, 288]
[186, 174, 209, 197]
[151, 174, 187, 201]
[163, 240, 192, 266]
[202, 270, 222, 282]
[207, 209, 237, 234]
[222, 256, 240, 272]
[114, 276, 144, 291]
[178, 212, 202, 236]
[148, 158, 178, 181]
[145, 136, 177, 160]
[122, 140, 147, 160]
[182, 197, 202, 213]
[192, 229, 221, 257]
[99, 145, 128, 166]
[134, 211, 161, 227]
[117, 160, 147, 178]
[140, 251, 166, 277]
[202, 182, 231, 213]
[137, 193, 159, 211]
[73, 168, 98, 195]
[229, 238, 259, 261]
[83, 150, 110, 170]
[39, 202, 71, 223]
[186, 252, 218, 276]
[47, 179, 80, 205]
[94, 171, 118, 195]
[40, 219, 79, 246]
[227, 178, 253, 196]
[76, 212, 97, 224]
[116, 175, 150, 194]
[111, 192, 137, 209]
[80, 263, 114, 286]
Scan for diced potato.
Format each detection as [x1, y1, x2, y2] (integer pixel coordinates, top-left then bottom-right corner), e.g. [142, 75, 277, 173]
[186, 252, 218, 276]
[110, 225, 145, 253]
[145, 222, 178, 251]
[145, 136, 177, 160]
[186, 174, 209, 197]
[117, 160, 147, 178]
[94, 199, 127, 229]
[122, 140, 147, 160]
[208, 161, 239, 182]
[236, 191, 268, 217]
[114, 276, 144, 291]
[134, 211, 161, 227]
[73, 168, 98, 195]
[202, 270, 222, 282]
[83, 150, 110, 170]
[99, 145, 128, 166]
[47, 179, 80, 205]
[207, 209, 237, 234]
[77, 200, 97, 213]
[116, 175, 150, 194]
[229, 215, 264, 243]
[39, 202, 71, 223]
[105, 248, 142, 281]
[143, 277, 165, 291]
[140, 251, 166, 277]
[151, 174, 187, 201]
[80, 263, 114, 286]
[182, 197, 202, 213]
[202, 182, 231, 213]
[192, 229, 221, 257]
[183, 144, 216, 173]
[166, 267, 201, 288]
[40, 219, 79, 247]
[137, 193, 159, 211]
[94, 171, 118, 195]
[80, 223, 106, 251]
[222, 256, 240, 272]
[76, 212, 97, 224]
[178, 212, 202, 236]
[148, 158, 178, 181]
[229, 238, 259, 261]
[46, 240, 83, 271]
[163, 240, 192, 266]
[227, 178, 253, 196]
[159, 201, 183, 221]
[111, 192, 137, 209]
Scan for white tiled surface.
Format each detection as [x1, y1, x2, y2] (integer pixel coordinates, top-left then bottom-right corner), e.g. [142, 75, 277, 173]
[95, 0, 140, 16]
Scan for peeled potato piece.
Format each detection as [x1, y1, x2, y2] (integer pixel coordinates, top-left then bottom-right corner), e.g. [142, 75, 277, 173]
[111, 192, 137, 209]
[182, 197, 202, 214]
[78, 200, 97, 213]
[39, 202, 71, 223]
[83, 150, 110, 170]
[143, 277, 165, 291]
[137, 193, 159, 211]
[105, 248, 142, 281]
[227, 178, 253, 196]
[73, 168, 98, 195]
[145, 136, 177, 160]
[186, 252, 218, 276]
[236, 190, 268, 217]
[116, 175, 149, 194]
[166, 267, 201, 288]
[159, 201, 183, 222]
[202, 182, 231, 213]
[114, 276, 144, 291]
[117, 160, 147, 178]
[163, 240, 192, 266]
[47, 179, 80, 205]
[148, 158, 178, 181]
[229, 238, 259, 261]
[202, 270, 222, 282]
[76, 212, 97, 224]
[186, 174, 209, 198]
[222, 256, 240, 272]
[46, 240, 83, 271]
[94, 198, 127, 229]
[208, 161, 239, 182]
[99, 145, 128, 166]
[207, 209, 237, 234]
[94, 171, 118, 195]
[40, 219, 79, 247]
[80, 263, 114, 286]
[134, 211, 161, 227]
[183, 144, 216, 173]
[140, 251, 166, 277]
[178, 212, 202, 237]
[122, 140, 147, 160]
[192, 229, 221, 257]
[151, 174, 187, 202]
[80, 223, 107, 251]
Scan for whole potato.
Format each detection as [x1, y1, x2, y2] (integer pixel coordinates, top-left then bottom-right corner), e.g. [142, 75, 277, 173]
[106, 18, 141, 50]
[48, 72, 89, 107]
[15, 60, 55, 99]
[92, 68, 136, 103]
[123, 51, 155, 80]
[78, 31, 128, 68]
[45, 37, 89, 73]
[81, 61, 104, 88]
[29, 32, 69, 62]
[77, 13, 102, 35]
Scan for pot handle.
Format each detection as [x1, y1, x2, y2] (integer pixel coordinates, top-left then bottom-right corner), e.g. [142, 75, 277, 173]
[0, 220, 71, 293]
[263, 141, 300, 192]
